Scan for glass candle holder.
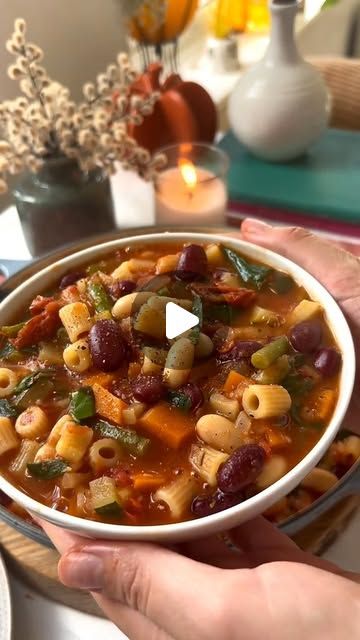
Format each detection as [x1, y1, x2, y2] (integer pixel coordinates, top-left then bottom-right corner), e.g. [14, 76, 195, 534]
[155, 143, 229, 226]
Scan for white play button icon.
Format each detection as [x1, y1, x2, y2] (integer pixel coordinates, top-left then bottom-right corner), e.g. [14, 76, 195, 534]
[166, 302, 199, 340]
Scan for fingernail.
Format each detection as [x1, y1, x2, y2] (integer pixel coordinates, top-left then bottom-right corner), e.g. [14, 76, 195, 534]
[242, 219, 272, 235]
[59, 552, 104, 590]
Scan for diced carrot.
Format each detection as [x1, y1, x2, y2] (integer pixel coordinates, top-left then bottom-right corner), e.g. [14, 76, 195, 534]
[301, 388, 336, 424]
[140, 403, 195, 449]
[132, 472, 167, 492]
[223, 371, 251, 401]
[265, 428, 291, 449]
[224, 370, 248, 394]
[85, 373, 114, 389]
[93, 383, 127, 424]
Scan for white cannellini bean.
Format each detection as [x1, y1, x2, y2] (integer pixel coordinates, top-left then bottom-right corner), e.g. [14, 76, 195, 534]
[112, 291, 153, 319]
[256, 456, 288, 489]
[196, 414, 246, 453]
[301, 468, 338, 493]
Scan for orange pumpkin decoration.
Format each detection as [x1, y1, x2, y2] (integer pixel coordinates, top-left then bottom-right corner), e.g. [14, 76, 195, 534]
[129, 64, 217, 153]
[130, 0, 199, 45]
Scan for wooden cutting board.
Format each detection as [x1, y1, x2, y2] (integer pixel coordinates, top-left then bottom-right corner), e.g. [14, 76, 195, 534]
[0, 520, 102, 617]
[1, 497, 359, 617]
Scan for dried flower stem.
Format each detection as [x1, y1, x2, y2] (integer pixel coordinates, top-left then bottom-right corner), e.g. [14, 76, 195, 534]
[0, 18, 166, 193]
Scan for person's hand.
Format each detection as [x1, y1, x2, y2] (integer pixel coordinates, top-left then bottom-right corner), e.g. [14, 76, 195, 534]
[241, 219, 360, 431]
[41, 517, 360, 640]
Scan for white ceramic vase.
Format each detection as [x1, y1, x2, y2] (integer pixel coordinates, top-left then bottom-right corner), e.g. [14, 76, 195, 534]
[228, 0, 331, 162]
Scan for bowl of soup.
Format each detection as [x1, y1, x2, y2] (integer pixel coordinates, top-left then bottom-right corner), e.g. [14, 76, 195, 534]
[0, 233, 355, 542]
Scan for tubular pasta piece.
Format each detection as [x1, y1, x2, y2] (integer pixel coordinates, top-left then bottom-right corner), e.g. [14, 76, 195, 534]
[0, 368, 17, 398]
[59, 302, 92, 343]
[154, 474, 198, 519]
[242, 385, 291, 419]
[55, 422, 93, 465]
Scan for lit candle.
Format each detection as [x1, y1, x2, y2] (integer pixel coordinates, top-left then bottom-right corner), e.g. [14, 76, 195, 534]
[155, 157, 228, 225]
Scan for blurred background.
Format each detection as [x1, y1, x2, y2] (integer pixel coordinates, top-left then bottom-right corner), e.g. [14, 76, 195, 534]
[1, 0, 360, 212]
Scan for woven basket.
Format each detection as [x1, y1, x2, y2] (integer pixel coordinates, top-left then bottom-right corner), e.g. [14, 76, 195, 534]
[309, 56, 360, 130]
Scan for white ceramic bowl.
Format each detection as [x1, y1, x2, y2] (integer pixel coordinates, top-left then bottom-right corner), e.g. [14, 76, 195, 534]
[0, 232, 355, 542]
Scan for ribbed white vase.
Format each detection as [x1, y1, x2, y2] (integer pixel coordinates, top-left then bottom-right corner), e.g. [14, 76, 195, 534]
[228, 0, 331, 162]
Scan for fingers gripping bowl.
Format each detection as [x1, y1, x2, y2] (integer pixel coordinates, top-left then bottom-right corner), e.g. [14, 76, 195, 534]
[0, 233, 355, 542]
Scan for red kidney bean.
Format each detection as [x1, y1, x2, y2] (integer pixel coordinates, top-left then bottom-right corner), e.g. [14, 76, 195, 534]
[132, 374, 167, 404]
[191, 489, 243, 517]
[176, 245, 208, 281]
[108, 280, 136, 300]
[59, 271, 85, 289]
[314, 348, 341, 377]
[289, 321, 322, 353]
[88, 319, 127, 372]
[217, 444, 266, 494]
[178, 383, 204, 412]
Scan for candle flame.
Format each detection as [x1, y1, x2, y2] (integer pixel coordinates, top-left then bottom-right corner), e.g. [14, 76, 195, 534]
[178, 158, 197, 191]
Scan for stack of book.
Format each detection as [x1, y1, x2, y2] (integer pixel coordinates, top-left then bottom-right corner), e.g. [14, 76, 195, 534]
[219, 128, 360, 239]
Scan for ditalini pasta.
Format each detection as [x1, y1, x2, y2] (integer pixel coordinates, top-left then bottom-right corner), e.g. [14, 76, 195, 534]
[89, 438, 122, 474]
[0, 368, 17, 398]
[55, 422, 93, 465]
[0, 240, 342, 526]
[63, 339, 92, 373]
[15, 407, 49, 439]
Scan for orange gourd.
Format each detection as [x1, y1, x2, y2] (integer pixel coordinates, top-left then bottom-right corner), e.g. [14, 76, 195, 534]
[130, 0, 199, 44]
[129, 63, 217, 152]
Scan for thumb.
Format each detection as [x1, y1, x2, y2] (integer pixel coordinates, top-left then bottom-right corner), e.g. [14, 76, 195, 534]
[241, 219, 360, 304]
[58, 539, 228, 639]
